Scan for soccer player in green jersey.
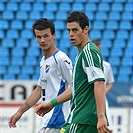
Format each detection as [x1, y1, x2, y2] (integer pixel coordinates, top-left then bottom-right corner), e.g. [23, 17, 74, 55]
[35, 11, 111, 133]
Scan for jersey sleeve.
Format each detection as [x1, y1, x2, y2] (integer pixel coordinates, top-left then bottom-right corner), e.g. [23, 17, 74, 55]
[58, 55, 73, 86]
[82, 47, 105, 84]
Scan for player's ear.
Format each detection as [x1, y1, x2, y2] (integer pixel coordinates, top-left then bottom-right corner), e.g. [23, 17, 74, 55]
[84, 26, 89, 34]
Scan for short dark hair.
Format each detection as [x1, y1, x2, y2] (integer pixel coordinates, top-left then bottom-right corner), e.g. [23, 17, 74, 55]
[32, 18, 55, 36]
[66, 11, 89, 30]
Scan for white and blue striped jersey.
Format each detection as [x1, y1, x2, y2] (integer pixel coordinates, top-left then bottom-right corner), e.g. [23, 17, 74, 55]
[38, 49, 73, 129]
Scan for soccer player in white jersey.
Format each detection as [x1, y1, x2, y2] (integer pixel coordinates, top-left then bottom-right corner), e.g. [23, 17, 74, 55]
[35, 11, 111, 133]
[92, 40, 114, 133]
[8, 18, 73, 133]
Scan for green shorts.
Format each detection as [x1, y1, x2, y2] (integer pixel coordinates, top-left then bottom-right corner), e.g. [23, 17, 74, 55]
[60, 123, 98, 133]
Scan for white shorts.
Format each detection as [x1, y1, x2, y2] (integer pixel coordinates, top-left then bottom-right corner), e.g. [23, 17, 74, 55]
[38, 127, 60, 133]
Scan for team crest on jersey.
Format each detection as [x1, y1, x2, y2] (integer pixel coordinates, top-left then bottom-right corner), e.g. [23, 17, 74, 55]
[45, 64, 50, 73]
[91, 71, 96, 77]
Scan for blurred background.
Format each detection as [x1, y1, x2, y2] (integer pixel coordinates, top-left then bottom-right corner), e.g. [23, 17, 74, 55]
[0, 0, 132, 133]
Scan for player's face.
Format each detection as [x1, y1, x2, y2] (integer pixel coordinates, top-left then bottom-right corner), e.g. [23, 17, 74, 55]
[67, 22, 88, 49]
[34, 28, 56, 52]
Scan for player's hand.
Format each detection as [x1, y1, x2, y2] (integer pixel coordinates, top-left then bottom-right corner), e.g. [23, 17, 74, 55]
[35, 102, 54, 117]
[97, 115, 112, 133]
[8, 112, 22, 128]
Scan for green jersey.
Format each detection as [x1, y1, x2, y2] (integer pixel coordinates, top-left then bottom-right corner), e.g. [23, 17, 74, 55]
[68, 42, 105, 126]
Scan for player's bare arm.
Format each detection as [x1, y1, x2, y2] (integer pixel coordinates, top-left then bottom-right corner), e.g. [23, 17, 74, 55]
[94, 81, 111, 133]
[8, 86, 41, 128]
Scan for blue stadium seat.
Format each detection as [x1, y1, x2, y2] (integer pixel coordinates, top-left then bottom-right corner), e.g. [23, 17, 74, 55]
[109, 12, 120, 21]
[27, 48, 40, 57]
[59, 39, 71, 49]
[75, 0, 87, 2]
[117, 30, 128, 39]
[11, 57, 23, 66]
[8, 66, 20, 74]
[122, 57, 132, 66]
[0, 30, 4, 39]
[25, 57, 37, 66]
[23, 0, 34, 2]
[11, 0, 21, 2]
[11, 20, 23, 30]
[102, 48, 110, 58]
[22, 66, 34, 74]
[62, 30, 69, 39]
[111, 48, 123, 57]
[89, 0, 100, 3]
[25, 20, 35, 29]
[93, 21, 105, 30]
[6, 2, 18, 11]
[95, 11, 107, 20]
[114, 0, 126, 3]
[101, 0, 113, 2]
[85, 3, 97, 12]
[119, 66, 132, 75]
[16, 39, 29, 48]
[2, 39, 14, 48]
[61, 0, 74, 2]
[32, 74, 39, 80]
[0, 2, 5, 11]
[85, 12, 94, 21]
[30, 39, 39, 48]
[33, 2, 44, 11]
[122, 12, 132, 20]
[125, 2, 132, 12]
[120, 21, 131, 30]
[3, 74, 15, 80]
[117, 75, 130, 82]
[72, 3, 84, 11]
[42, 11, 55, 20]
[0, 66, 6, 74]
[55, 30, 61, 39]
[21, 29, 33, 39]
[101, 39, 112, 49]
[112, 66, 118, 76]
[29, 11, 41, 20]
[127, 39, 132, 48]
[2, 11, 14, 20]
[46, 3, 57, 12]
[59, 3, 71, 12]
[54, 20, 65, 30]
[113, 39, 125, 48]
[56, 12, 67, 20]
[6, 29, 19, 39]
[69, 47, 78, 65]
[12, 48, 25, 57]
[90, 30, 102, 40]
[124, 48, 132, 57]
[111, 3, 123, 12]
[16, 11, 28, 20]
[109, 57, 120, 66]
[106, 21, 118, 30]
[98, 3, 110, 12]
[18, 74, 30, 80]
[0, 20, 9, 29]
[103, 30, 115, 39]
[0, 48, 9, 57]
[20, 2, 31, 11]
[0, 57, 9, 66]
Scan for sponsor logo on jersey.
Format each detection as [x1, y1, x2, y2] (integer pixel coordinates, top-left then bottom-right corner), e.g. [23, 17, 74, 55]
[64, 60, 70, 65]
